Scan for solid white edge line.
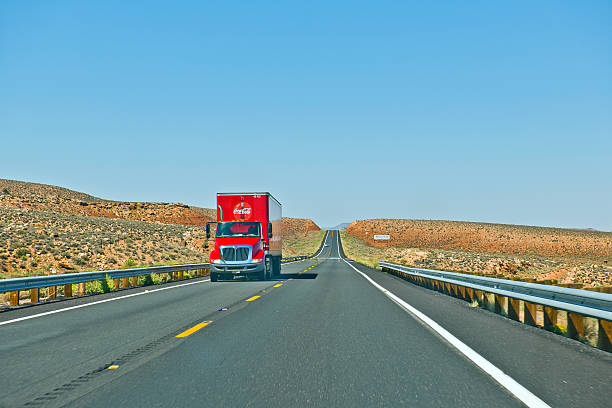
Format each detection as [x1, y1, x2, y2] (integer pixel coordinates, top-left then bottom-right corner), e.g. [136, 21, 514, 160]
[0, 278, 211, 327]
[313, 230, 330, 259]
[339, 250, 550, 408]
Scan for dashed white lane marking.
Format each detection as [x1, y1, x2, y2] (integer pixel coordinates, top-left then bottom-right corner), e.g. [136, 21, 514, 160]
[0, 279, 211, 327]
[340, 254, 550, 408]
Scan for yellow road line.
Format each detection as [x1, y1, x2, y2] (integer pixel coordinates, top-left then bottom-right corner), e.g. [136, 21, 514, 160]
[107, 365, 119, 370]
[273, 283, 283, 287]
[176, 321, 212, 338]
[246, 295, 261, 302]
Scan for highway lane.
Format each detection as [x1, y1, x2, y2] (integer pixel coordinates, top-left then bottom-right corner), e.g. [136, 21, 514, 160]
[65, 231, 525, 407]
[0, 234, 328, 408]
[1, 230, 610, 407]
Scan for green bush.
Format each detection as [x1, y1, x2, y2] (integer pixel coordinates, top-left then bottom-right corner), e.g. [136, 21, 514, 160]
[15, 248, 29, 257]
[139, 274, 154, 286]
[122, 259, 137, 268]
[84, 281, 104, 295]
[100, 275, 114, 293]
[74, 256, 88, 266]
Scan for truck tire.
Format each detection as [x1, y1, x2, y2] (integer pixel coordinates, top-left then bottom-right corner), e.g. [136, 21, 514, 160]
[273, 256, 281, 276]
[210, 272, 218, 282]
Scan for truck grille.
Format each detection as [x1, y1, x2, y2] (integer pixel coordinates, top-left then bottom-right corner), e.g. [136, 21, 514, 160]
[221, 246, 250, 262]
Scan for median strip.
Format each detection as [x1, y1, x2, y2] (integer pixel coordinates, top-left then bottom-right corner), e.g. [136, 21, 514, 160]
[176, 321, 212, 338]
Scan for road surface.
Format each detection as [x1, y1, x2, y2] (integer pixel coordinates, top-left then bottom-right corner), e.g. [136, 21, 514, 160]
[1, 231, 610, 407]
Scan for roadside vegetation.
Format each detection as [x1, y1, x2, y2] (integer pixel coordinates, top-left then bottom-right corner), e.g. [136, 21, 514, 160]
[340, 230, 612, 288]
[283, 229, 326, 257]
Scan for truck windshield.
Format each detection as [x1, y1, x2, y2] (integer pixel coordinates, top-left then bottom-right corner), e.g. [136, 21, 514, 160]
[216, 222, 261, 238]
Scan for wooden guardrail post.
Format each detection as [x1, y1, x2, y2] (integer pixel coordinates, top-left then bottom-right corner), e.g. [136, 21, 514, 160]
[458, 285, 466, 300]
[465, 288, 474, 303]
[179, 271, 184, 280]
[598, 320, 612, 352]
[113, 279, 119, 290]
[474, 289, 483, 305]
[544, 306, 557, 328]
[121, 277, 128, 288]
[131, 276, 138, 286]
[567, 312, 585, 340]
[524, 302, 537, 326]
[49, 286, 56, 299]
[494, 294, 506, 315]
[64, 284, 72, 297]
[30, 288, 40, 304]
[508, 298, 521, 321]
[78, 283, 85, 296]
[10, 291, 19, 306]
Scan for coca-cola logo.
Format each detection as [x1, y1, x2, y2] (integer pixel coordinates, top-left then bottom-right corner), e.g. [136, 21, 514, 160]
[233, 202, 253, 220]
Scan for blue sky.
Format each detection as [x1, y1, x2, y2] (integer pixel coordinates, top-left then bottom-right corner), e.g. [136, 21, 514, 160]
[1, 1, 610, 230]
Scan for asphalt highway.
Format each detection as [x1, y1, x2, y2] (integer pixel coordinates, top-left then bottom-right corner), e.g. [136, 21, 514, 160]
[0, 231, 610, 407]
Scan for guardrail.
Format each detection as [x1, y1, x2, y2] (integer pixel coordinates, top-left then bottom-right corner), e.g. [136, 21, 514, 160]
[0, 263, 211, 307]
[0, 252, 320, 308]
[379, 261, 612, 352]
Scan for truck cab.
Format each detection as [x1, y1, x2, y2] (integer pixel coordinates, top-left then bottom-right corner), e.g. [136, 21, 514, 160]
[208, 193, 282, 281]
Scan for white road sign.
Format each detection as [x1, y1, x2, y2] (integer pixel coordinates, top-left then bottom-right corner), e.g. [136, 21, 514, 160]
[373, 235, 390, 240]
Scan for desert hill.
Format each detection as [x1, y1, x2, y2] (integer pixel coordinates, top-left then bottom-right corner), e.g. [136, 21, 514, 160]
[346, 219, 612, 258]
[0, 179, 320, 278]
[344, 219, 612, 287]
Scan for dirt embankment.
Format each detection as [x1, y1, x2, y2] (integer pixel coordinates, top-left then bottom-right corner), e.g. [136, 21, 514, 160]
[344, 219, 612, 287]
[347, 219, 612, 259]
[0, 179, 321, 277]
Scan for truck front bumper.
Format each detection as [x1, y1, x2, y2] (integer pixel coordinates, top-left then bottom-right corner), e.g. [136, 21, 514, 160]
[210, 262, 264, 276]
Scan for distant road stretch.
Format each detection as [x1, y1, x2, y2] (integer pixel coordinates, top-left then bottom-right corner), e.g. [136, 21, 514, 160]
[1, 231, 610, 408]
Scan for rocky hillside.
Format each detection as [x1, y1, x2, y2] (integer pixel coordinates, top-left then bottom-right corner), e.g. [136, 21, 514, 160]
[347, 219, 611, 258]
[0, 206, 208, 278]
[344, 219, 612, 288]
[0, 179, 320, 278]
[0, 179, 105, 203]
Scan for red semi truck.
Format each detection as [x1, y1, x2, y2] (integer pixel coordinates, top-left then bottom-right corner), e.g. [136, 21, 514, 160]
[207, 192, 282, 282]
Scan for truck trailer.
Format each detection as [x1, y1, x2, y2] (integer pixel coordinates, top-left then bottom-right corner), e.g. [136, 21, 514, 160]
[207, 192, 282, 281]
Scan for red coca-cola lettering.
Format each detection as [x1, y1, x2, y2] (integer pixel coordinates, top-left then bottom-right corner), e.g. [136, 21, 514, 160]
[233, 202, 253, 220]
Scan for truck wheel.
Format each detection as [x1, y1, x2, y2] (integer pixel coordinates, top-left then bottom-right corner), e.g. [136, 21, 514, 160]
[273, 257, 281, 277]
[210, 272, 218, 282]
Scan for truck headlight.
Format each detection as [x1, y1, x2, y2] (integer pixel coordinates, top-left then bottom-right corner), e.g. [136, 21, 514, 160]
[251, 258, 264, 263]
[211, 259, 222, 264]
